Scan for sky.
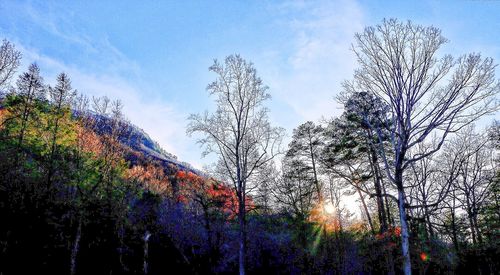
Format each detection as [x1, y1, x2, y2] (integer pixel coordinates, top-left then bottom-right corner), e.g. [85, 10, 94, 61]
[1, 0, 499, 170]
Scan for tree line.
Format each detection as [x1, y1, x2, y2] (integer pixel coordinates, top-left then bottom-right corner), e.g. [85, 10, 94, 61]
[188, 19, 499, 275]
[0, 18, 499, 275]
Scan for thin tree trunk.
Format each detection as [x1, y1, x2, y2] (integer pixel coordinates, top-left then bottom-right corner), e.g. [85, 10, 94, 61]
[309, 136, 322, 203]
[466, 205, 477, 245]
[14, 99, 32, 168]
[70, 218, 82, 275]
[381, 178, 394, 227]
[472, 211, 482, 244]
[451, 211, 459, 250]
[299, 219, 310, 274]
[47, 109, 61, 192]
[238, 197, 246, 275]
[143, 231, 151, 275]
[371, 155, 388, 232]
[367, 130, 388, 232]
[450, 192, 460, 252]
[357, 187, 374, 234]
[424, 206, 434, 238]
[236, 139, 246, 275]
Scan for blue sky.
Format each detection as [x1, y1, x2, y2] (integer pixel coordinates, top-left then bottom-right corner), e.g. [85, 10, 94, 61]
[1, 0, 499, 169]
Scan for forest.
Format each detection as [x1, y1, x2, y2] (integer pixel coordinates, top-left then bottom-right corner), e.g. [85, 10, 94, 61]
[0, 19, 499, 275]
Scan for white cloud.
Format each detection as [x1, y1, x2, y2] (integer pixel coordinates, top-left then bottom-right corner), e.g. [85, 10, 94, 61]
[265, 0, 366, 124]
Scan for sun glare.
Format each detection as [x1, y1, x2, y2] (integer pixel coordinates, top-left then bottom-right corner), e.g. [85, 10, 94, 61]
[324, 202, 335, 214]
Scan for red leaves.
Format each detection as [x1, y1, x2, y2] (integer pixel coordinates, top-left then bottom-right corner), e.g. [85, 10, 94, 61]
[177, 194, 188, 204]
[374, 226, 402, 250]
[131, 162, 249, 220]
[420, 252, 429, 262]
[393, 226, 401, 236]
[375, 226, 401, 239]
[176, 170, 187, 179]
[174, 170, 247, 218]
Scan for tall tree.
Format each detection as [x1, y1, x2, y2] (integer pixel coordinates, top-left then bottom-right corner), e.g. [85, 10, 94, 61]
[322, 116, 376, 233]
[11, 63, 46, 161]
[286, 121, 325, 203]
[336, 91, 394, 233]
[406, 140, 458, 240]
[344, 19, 500, 274]
[187, 55, 284, 275]
[46, 73, 76, 190]
[451, 126, 495, 245]
[273, 158, 316, 221]
[0, 39, 21, 90]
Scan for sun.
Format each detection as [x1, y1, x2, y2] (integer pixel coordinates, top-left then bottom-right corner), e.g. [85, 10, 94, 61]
[324, 202, 335, 214]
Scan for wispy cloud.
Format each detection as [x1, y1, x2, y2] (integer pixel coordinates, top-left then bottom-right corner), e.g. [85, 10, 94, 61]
[264, 0, 365, 124]
[3, 0, 141, 77]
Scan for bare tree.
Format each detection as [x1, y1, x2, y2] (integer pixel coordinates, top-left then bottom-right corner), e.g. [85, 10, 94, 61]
[0, 39, 21, 90]
[406, 139, 457, 239]
[187, 55, 284, 275]
[451, 126, 495, 245]
[344, 19, 500, 274]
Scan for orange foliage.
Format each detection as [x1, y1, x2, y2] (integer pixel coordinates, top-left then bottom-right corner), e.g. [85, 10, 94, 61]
[75, 124, 104, 156]
[74, 119, 246, 219]
[126, 164, 171, 195]
[0, 108, 8, 130]
[175, 170, 243, 218]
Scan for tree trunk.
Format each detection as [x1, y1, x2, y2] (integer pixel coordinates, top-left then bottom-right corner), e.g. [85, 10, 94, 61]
[309, 138, 322, 203]
[472, 212, 482, 244]
[466, 204, 477, 245]
[397, 183, 412, 275]
[46, 111, 61, 192]
[450, 191, 460, 252]
[450, 208, 459, 251]
[424, 206, 434, 238]
[367, 130, 388, 232]
[357, 187, 374, 234]
[70, 218, 82, 275]
[238, 197, 246, 275]
[143, 231, 151, 275]
[382, 178, 394, 227]
[371, 154, 388, 233]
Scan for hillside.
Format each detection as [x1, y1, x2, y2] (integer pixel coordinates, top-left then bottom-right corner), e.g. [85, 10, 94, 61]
[89, 112, 201, 175]
[0, 88, 239, 274]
